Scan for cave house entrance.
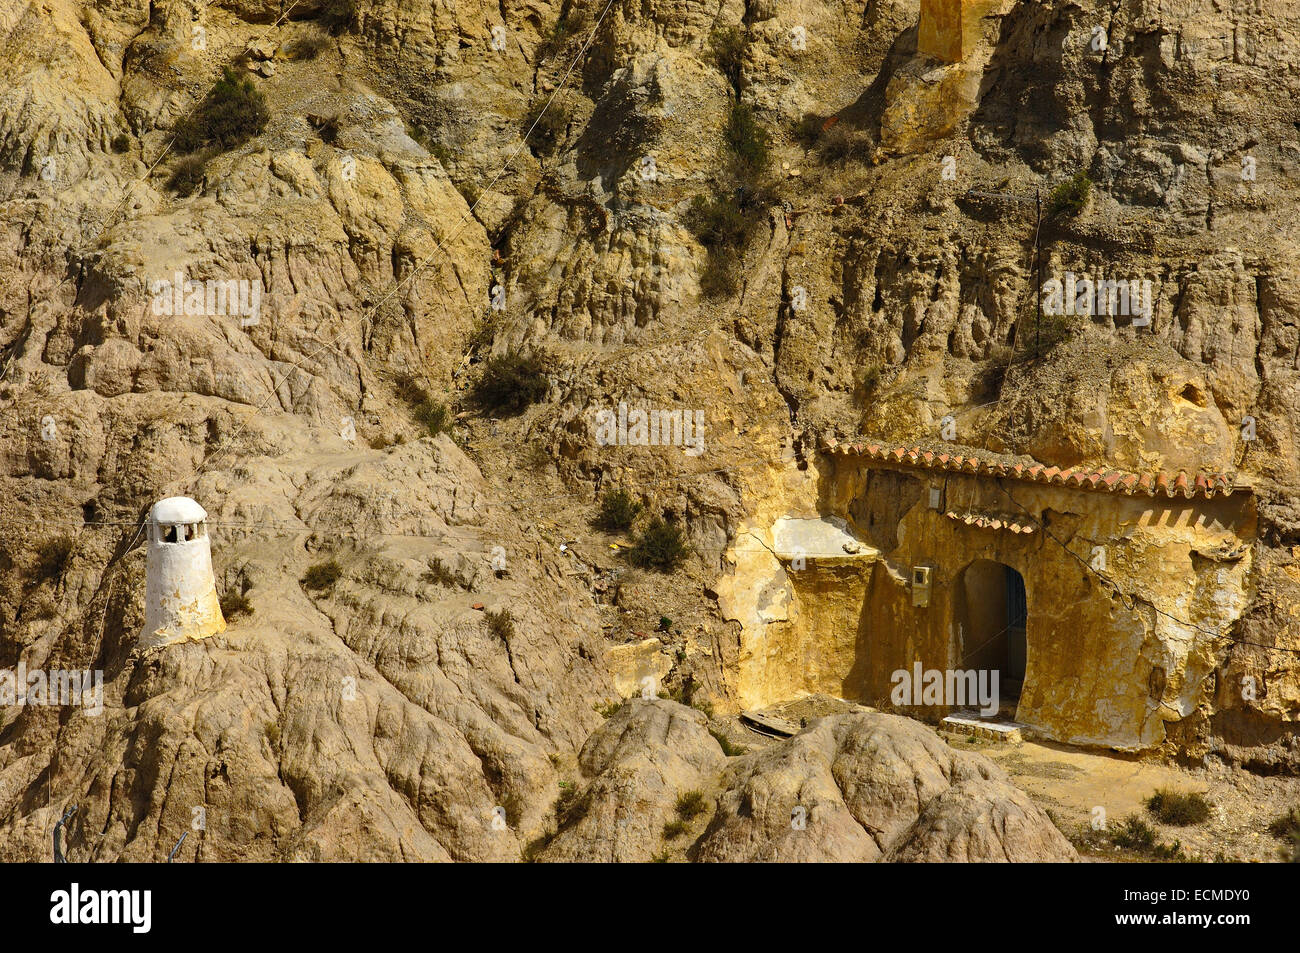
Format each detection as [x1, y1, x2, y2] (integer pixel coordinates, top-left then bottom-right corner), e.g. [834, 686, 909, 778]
[957, 559, 1027, 714]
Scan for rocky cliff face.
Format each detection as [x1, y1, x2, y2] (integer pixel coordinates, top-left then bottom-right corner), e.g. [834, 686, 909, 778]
[0, 0, 1297, 860]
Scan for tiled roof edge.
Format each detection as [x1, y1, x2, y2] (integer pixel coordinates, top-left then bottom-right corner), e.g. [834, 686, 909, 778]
[822, 439, 1246, 500]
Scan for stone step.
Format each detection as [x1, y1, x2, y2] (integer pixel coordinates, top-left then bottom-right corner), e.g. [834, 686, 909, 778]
[941, 711, 1024, 744]
[740, 710, 801, 738]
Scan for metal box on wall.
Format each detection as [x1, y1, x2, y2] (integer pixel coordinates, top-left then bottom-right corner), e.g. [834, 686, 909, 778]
[911, 566, 932, 607]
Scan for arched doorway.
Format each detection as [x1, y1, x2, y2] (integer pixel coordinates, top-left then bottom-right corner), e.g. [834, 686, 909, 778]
[957, 560, 1028, 713]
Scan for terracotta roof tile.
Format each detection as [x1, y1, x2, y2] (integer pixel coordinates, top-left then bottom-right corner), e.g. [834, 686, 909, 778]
[825, 440, 1243, 500]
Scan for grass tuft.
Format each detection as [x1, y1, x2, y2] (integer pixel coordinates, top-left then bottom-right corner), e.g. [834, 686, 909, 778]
[1146, 789, 1212, 827]
[595, 488, 642, 533]
[675, 790, 708, 820]
[521, 96, 573, 156]
[219, 588, 253, 619]
[32, 536, 74, 583]
[166, 151, 211, 195]
[301, 559, 343, 591]
[285, 29, 331, 60]
[1109, 814, 1190, 860]
[662, 819, 688, 839]
[723, 101, 769, 178]
[173, 67, 270, 155]
[422, 557, 458, 588]
[472, 350, 550, 415]
[710, 27, 748, 91]
[627, 517, 689, 573]
[1046, 171, 1092, 218]
[485, 608, 515, 640]
[709, 727, 747, 757]
[413, 399, 453, 437]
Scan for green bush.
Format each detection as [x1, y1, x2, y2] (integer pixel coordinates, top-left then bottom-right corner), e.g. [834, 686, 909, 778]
[1014, 309, 1078, 363]
[1110, 814, 1188, 859]
[1110, 815, 1157, 851]
[709, 727, 746, 757]
[173, 67, 270, 155]
[686, 191, 758, 298]
[686, 193, 752, 251]
[219, 588, 253, 619]
[166, 152, 211, 195]
[723, 101, 769, 179]
[285, 30, 331, 60]
[596, 488, 642, 533]
[467, 313, 500, 353]
[662, 819, 688, 839]
[657, 615, 673, 632]
[1146, 789, 1212, 826]
[675, 790, 708, 820]
[33, 536, 74, 583]
[414, 399, 452, 437]
[486, 608, 515, 640]
[472, 350, 550, 415]
[628, 517, 689, 572]
[422, 557, 457, 588]
[302, 559, 343, 591]
[1046, 171, 1092, 218]
[817, 124, 860, 165]
[710, 27, 748, 91]
[555, 782, 584, 826]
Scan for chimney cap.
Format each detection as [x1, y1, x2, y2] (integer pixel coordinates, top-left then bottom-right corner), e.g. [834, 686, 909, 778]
[150, 496, 207, 524]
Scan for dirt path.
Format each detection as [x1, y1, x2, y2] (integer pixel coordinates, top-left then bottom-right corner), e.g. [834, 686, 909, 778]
[969, 737, 1300, 862]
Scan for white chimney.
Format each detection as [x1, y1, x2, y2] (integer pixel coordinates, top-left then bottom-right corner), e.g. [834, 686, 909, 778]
[140, 497, 225, 651]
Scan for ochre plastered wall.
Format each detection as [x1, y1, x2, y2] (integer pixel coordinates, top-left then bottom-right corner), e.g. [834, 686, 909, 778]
[727, 454, 1256, 751]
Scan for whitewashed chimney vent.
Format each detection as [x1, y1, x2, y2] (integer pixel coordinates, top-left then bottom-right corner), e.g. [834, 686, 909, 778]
[140, 496, 225, 650]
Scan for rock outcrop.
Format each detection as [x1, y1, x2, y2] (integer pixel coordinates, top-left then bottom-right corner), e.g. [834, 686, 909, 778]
[540, 703, 1076, 862]
[2, 0, 1299, 861]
